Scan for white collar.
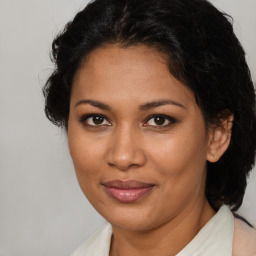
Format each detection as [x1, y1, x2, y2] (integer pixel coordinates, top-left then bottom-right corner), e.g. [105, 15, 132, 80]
[71, 205, 234, 256]
[71, 222, 112, 256]
[176, 205, 234, 256]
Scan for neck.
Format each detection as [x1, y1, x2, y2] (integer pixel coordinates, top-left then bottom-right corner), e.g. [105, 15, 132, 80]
[110, 199, 215, 256]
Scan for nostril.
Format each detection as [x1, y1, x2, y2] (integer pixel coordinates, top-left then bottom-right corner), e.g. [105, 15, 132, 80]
[107, 147, 147, 171]
[106, 129, 147, 171]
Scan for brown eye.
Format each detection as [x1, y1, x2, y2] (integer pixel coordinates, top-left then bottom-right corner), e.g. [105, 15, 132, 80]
[81, 114, 111, 126]
[153, 116, 166, 126]
[93, 116, 104, 125]
[145, 115, 176, 127]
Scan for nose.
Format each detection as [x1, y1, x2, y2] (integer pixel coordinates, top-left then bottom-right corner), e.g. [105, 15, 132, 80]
[106, 126, 147, 171]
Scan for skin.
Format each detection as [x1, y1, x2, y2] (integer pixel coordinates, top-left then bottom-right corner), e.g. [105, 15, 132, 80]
[68, 45, 232, 256]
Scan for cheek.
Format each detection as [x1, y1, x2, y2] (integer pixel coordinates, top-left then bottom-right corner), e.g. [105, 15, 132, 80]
[150, 133, 207, 171]
[68, 126, 105, 189]
[146, 124, 208, 191]
[146, 134, 208, 215]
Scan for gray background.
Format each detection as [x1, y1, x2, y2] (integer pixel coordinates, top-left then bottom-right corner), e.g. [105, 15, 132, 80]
[0, 0, 255, 255]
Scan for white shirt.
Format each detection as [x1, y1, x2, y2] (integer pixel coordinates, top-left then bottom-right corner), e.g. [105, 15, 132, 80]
[71, 205, 256, 256]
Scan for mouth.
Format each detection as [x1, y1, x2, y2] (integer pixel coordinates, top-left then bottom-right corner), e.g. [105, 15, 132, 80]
[102, 180, 155, 204]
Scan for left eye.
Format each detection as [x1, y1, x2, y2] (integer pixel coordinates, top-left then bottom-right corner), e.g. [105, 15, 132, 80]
[145, 115, 175, 127]
[81, 115, 111, 126]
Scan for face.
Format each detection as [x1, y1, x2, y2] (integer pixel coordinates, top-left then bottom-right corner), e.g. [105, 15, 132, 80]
[68, 45, 212, 231]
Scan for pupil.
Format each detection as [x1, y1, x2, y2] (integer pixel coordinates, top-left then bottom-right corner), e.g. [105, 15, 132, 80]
[93, 116, 104, 125]
[154, 116, 165, 125]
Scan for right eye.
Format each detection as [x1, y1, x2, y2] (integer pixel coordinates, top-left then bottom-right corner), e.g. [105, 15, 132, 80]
[80, 114, 111, 127]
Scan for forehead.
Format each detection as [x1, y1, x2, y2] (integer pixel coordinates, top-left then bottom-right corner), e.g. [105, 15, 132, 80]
[71, 44, 195, 107]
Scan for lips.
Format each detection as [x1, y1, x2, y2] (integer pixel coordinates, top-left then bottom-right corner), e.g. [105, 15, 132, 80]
[103, 180, 154, 203]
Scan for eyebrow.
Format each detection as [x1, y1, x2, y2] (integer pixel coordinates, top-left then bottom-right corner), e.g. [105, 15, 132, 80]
[139, 99, 185, 111]
[74, 99, 185, 111]
[74, 99, 111, 110]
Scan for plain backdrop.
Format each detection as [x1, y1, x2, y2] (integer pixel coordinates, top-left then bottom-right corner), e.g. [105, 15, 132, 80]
[0, 0, 255, 255]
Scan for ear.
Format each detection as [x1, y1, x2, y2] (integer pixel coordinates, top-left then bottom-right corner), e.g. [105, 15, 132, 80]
[207, 114, 233, 162]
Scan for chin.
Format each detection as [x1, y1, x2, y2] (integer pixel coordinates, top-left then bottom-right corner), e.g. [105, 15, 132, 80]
[99, 204, 164, 231]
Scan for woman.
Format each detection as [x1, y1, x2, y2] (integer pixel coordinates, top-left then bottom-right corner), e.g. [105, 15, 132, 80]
[43, 0, 256, 255]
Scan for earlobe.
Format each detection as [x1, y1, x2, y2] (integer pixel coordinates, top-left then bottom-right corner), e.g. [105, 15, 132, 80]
[207, 114, 233, 163]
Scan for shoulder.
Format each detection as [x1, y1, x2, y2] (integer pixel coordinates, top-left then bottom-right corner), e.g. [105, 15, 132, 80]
[70, 223, 112, 256]
[232, 218, 256, 256]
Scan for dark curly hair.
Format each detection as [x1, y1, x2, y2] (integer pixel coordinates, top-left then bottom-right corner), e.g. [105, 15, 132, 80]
[43, 0, 256, 211]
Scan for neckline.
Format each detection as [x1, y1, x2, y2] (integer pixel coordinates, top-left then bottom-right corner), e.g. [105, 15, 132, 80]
[175, 205, 234, 255]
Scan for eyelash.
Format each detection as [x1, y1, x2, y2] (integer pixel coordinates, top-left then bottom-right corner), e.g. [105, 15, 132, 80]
[80, 114, 111, 127]
[144, 114, 177, 128]
[79, 114, 177, 128]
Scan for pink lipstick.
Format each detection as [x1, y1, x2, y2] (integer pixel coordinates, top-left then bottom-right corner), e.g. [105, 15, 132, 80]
[103, 180, 154, 203]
